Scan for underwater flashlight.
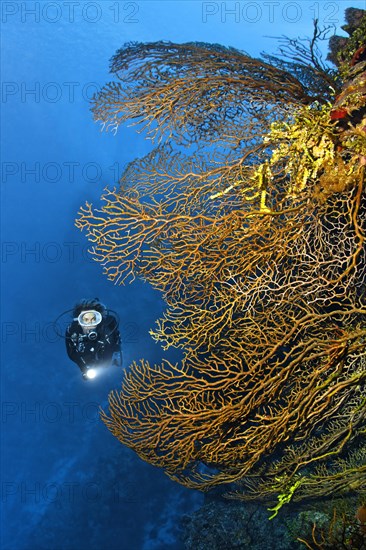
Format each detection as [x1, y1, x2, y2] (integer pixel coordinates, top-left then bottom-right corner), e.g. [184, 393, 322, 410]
[86, 368, 97, 380]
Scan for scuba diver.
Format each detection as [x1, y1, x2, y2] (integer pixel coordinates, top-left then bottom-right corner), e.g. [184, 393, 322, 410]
[65, 298, 122, 380]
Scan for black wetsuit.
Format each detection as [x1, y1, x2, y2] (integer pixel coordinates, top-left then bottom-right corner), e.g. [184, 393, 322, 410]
[65, 314, 122, 374]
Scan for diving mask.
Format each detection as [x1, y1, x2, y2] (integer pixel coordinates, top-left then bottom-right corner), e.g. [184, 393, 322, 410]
[77, 310, 102, 329]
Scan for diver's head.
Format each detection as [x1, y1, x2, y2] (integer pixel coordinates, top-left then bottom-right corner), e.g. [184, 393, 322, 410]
[77, 310, 102, 337]
[80, 311, 99, 326]
[73, 298, 106, 318]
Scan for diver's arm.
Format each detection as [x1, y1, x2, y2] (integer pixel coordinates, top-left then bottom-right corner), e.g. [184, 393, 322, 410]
[65, 325, 87, 372]
[76, 358, 88, 374]
[110, 319, 122, 365]
[71, 352, 88, 374]
[107, 316, 122, 351]
[65, 326, 75, 361]
[111, 330, 121, 352]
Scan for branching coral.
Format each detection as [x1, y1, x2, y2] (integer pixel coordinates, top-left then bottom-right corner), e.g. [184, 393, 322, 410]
[77, 13, 366, 508]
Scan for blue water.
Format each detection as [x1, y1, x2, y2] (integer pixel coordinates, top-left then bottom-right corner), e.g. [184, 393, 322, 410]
[1, 2, 363, 549]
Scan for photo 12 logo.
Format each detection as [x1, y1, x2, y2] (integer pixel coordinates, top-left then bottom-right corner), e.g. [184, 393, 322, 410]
[1, 318, 140, 344]
[1, 2, 140, 24]
[1, 480, 140, 504]
[201, 2, 340, 24]
[1, 401, 100, 424]
[1, 81, 100, 104]
[1, 161, 122, 183]
[1, 241, 94, 265]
